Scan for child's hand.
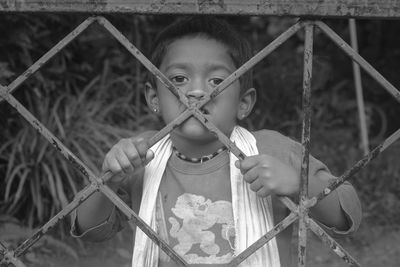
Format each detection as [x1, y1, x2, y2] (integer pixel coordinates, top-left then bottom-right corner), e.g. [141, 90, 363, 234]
[102, 137, 154, 185]
[235, 155, 299, 197]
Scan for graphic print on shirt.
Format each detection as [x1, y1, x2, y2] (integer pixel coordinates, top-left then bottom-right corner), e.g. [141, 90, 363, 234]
[168, 193, 235, 264]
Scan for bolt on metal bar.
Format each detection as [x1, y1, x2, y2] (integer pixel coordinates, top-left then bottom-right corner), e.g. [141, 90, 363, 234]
[0, 16, 96, 103]
[308, 218, 360, 266]
[315, 21, 400, 103]
[297, 22, 314, 267]
[229, 212, 299, 266]
[311, 127, 400, 204]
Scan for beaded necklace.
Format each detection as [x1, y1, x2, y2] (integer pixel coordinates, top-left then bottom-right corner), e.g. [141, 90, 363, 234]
[172, 146, 227, 163]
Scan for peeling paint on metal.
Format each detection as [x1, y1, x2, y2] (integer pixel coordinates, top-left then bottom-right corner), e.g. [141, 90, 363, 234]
[68, 155, 89, 178]
[198, 0, 226, 12]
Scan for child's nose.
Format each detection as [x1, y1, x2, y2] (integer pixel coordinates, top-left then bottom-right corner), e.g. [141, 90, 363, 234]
[186, 89, 206, 101]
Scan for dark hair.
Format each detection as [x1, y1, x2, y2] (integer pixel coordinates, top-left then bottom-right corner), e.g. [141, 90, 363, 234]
[147, 16, 253, 93]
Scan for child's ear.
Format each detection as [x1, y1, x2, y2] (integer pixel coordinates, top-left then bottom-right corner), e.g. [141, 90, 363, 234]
[145, 82, 159, 113]
[237, 88, 257, 120]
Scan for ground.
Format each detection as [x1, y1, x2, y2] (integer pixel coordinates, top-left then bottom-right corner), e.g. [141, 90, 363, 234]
[22, 219, 400, 267]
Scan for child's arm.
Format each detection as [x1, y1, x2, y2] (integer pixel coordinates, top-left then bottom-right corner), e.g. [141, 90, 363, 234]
[73, 136, 154, 240]
[235, 155, 350, 230]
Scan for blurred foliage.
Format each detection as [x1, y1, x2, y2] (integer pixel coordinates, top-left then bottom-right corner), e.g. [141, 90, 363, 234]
[0, 14, 400, 233]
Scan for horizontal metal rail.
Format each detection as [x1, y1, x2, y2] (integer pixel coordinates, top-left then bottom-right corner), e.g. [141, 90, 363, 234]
[1, 0, 400, 18]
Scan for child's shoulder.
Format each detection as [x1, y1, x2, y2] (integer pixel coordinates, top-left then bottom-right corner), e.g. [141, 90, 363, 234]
[135, 130, 158, 140]
[251, 129, 300, 156]
[252, 129, 295, 145]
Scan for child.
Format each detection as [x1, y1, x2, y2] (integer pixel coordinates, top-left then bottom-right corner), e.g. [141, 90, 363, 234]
[72, 16, 361, 267]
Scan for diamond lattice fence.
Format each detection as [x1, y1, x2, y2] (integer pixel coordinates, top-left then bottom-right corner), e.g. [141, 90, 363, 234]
[1, 16, 400, 267]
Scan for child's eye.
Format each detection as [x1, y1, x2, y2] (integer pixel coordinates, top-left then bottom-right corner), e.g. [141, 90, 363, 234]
[170, 75, 188, 85]
[209, 78, 224, 87]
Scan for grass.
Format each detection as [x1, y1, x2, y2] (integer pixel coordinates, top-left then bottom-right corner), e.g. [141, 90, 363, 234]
[0, 68, 157, 227]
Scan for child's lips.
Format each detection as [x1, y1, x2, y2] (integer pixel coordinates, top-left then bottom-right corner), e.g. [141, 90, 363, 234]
[200, 107, 210, 115]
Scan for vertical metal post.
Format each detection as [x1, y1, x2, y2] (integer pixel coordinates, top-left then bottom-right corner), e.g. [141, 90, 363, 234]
[298, 22, 314, 267]
[349, 18, 369, 155]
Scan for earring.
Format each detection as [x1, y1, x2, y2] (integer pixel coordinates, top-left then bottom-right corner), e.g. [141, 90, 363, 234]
[153, 108, 158, 113]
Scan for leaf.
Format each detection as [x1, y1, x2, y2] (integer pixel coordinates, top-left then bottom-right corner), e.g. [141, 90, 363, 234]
[77, 75, 100, 104]
[11, 168, 30, 207]
[69, 140, 98, 175]
[51, 160, 68, 208]
[42, 162, 59, 207]
[37, 141, 50, 163]
[6, 131, 20, 179]
[60, 160, 78, 195]
[5, 163, 26, 200]
[52, 108, 66, 139]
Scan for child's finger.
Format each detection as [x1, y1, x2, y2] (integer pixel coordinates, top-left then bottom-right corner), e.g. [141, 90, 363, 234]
[122, 141, 142, 166]
[235, 155, 263, 173]
[116, 149, 135, 174]
[143, 149, 154, 165]
[256, 187, 271, 197]
[243, 168, 258, 183]
[249, 178, 263, 192]
[133, 137, 150, 162]
[104, 154, 123, 174]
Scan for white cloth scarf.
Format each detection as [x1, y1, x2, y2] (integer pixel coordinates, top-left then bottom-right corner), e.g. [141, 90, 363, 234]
[132, 126, 281, 267]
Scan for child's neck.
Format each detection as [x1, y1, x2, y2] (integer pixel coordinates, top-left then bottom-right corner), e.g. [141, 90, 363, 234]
[170, 133, 226, 159]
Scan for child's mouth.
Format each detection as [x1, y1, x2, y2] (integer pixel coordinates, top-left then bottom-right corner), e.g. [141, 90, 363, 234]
[200, 108, 209, 115]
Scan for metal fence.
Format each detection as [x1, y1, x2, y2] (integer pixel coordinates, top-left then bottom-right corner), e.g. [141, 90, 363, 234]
[1, 2, 400, 267]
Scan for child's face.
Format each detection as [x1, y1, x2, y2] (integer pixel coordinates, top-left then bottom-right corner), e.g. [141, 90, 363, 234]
[150, 36, 251, 143]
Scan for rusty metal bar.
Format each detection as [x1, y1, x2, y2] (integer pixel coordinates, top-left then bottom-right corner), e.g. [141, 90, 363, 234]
[229, 212, 299, 266]
[308, 218, 361, 266]
[349, 18, 369, 155]
[310, 127, 400, 205]
[298, 22, 314, 267]
[1, 0, 400, 18]
[13, 184, 97, 257]
[0, 17, 96, 103]
[315, 21, 400, 103]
